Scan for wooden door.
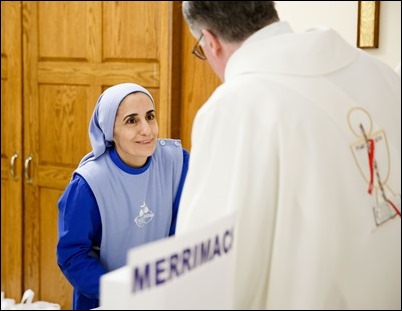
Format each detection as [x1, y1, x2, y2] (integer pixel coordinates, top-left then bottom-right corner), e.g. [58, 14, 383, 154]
[179, 19, 221, 150]
[22, 1, 180, 309]
[1, 1, 23, 302]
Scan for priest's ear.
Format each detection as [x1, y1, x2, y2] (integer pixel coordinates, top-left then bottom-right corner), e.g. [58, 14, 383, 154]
[202, 29, 223, 59]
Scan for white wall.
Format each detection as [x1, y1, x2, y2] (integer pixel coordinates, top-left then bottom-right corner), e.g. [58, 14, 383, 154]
[276, 1, 401, 69]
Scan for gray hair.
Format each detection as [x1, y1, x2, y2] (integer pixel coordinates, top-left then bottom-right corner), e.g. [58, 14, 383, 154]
[182, 1, 279, 43]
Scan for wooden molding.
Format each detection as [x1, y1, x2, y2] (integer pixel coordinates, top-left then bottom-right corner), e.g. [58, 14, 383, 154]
[357, 1, 380, 49]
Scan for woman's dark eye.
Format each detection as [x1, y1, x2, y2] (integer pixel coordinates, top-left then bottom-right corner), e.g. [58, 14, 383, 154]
[126, 118, 136, 124]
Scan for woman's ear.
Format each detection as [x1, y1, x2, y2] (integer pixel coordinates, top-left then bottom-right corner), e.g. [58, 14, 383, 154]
[202, 29, 222, 59]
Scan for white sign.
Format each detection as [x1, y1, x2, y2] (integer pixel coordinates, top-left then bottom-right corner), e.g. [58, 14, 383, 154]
[100, 213, 236, 310]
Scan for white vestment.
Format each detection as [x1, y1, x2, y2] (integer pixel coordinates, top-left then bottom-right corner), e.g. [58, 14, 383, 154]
[176, 22, 401, 309]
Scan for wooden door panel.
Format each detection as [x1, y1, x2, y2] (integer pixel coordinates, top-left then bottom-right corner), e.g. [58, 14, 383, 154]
[179, 25, 221, 150]
[0, 178, 22, 300]
[103, 1, 160, 59]
[40, 189, 72, 309]
[38, 2, 89, 60]
[1, 1, 23, 301]
[38, 85, 89, 166]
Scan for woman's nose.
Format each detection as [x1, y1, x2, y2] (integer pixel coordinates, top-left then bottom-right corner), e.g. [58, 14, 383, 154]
[139, 120, 151, 135]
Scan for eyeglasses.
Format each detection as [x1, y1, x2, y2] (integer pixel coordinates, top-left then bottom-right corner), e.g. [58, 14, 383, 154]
[192, 34, 207, 60]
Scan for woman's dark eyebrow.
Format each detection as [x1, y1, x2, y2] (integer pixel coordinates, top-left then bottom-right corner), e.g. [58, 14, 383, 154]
[123, 109, 155, 122]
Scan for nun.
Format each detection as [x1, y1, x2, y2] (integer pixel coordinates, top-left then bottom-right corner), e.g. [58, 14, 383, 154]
[57, 83, 189, 310]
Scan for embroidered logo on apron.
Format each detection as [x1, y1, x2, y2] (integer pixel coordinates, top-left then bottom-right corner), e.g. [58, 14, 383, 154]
[134, 201, 155, 228]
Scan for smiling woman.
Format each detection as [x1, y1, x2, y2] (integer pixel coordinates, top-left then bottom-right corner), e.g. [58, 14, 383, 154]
[113, 92, 158, 168]
[56, 83, 190, 310]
